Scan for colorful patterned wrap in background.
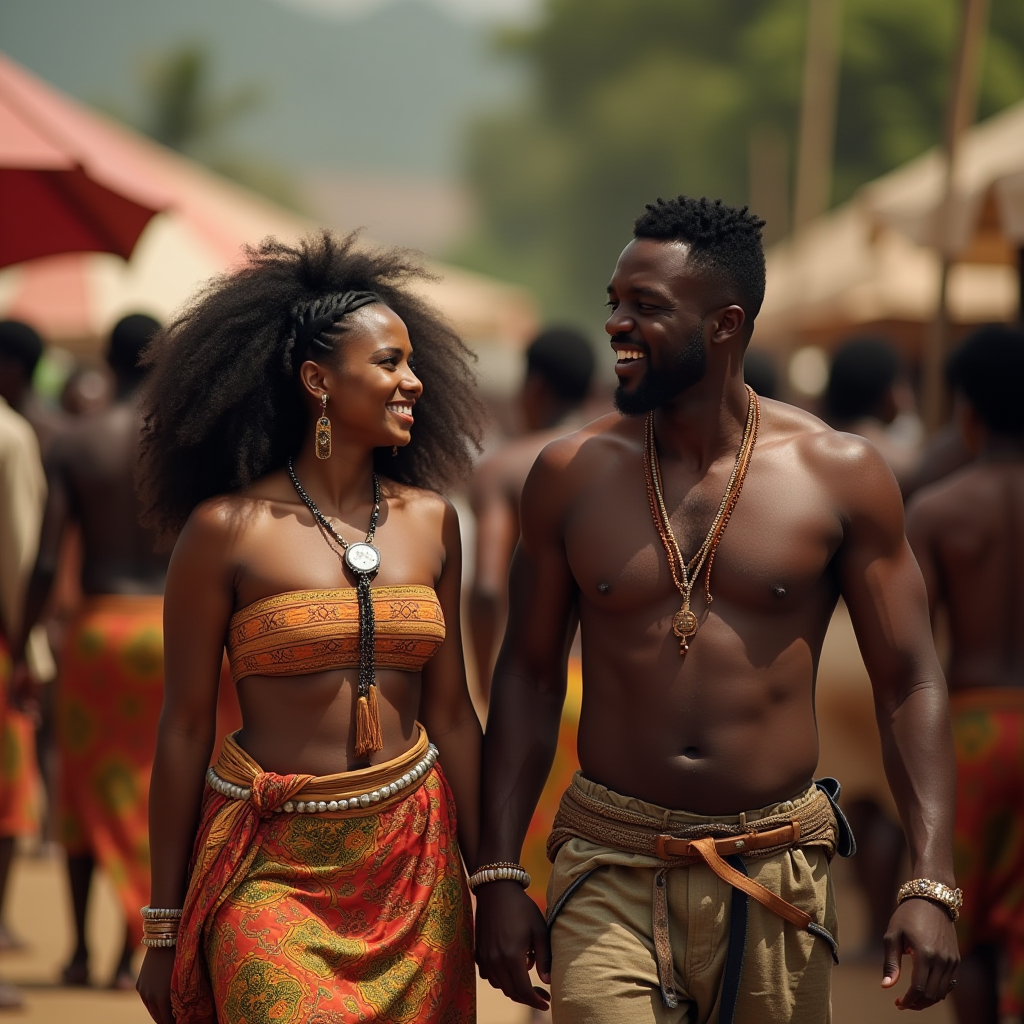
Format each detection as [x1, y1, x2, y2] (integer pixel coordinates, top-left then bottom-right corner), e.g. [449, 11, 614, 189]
[951, 687, 1024, 1015]
[0, 633, 40, 839]
[521, 657, 582, 911]
[57, 594, 241, 947]
[58, 595, 164, 945]
[172, 732, 475, 1024]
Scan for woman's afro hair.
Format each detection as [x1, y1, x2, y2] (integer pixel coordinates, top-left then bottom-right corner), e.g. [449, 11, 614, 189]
[137, 231, 483, 543]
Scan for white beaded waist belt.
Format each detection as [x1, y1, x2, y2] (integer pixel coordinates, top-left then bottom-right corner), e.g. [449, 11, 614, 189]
[206, 738, 438, 816]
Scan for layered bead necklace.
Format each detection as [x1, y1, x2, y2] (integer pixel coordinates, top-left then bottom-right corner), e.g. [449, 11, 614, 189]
[288, 458, 385, 755]
[643, 385, 760, 655]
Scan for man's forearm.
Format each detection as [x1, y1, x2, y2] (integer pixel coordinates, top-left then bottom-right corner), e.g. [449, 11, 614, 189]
[878, 680, 957, 882]
[479, 659, 565, 864]
[469, 589, 501, 701]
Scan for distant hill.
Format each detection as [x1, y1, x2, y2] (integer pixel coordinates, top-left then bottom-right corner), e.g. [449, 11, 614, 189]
[0, 0, 522, 176]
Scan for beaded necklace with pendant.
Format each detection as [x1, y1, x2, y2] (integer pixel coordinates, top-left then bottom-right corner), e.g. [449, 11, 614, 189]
[643, 385, 760, 655]
[288, 458, 385, 754]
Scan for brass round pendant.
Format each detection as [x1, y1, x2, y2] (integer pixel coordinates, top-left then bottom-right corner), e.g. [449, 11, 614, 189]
[672, 608, 698, 638]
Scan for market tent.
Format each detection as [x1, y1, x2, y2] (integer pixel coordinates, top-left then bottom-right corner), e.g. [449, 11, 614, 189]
[0, 54, 537, 355]
[860, 98, 1024, 262]
[755, 202, 1018, 355]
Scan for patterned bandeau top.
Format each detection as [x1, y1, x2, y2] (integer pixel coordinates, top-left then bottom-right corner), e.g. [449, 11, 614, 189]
[226, 585, 445, 683]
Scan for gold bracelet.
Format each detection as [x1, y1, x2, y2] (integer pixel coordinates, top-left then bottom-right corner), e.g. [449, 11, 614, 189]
[896, 879, 963, 921]
[142, 911, 181, 949]
[468, 862, 531, 892]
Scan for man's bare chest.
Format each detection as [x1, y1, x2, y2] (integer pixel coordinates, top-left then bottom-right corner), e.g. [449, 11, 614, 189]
[564, 455, 843, 615]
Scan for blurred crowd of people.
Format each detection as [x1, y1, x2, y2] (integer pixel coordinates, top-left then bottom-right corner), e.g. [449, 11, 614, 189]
[0, 311, 1021, 1021]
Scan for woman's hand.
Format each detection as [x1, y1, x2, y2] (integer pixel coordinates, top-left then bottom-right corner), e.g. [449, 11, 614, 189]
[137, 947, 176, 1024]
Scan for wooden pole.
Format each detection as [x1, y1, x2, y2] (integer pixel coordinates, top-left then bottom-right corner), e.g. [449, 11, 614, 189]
[921, 0, 991, 433]
[793, 0, 843, 231]
[749, 125, 791, 245]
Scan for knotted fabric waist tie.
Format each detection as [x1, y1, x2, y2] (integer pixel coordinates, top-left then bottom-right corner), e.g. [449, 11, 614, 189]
[209, 725, 434, 818]
[547, 776, 839, 1010]
[172, 724, 436, 1024]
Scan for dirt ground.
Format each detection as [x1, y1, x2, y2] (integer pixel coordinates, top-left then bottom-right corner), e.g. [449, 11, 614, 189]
[0, 847, 954, 1023]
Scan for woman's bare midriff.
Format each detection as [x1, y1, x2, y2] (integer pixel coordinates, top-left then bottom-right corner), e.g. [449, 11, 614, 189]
[232, 667, 423, 776]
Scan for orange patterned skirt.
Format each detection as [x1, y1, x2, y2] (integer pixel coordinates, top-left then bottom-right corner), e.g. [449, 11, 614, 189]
[57, 595, 240, 946]
[0, 634, 40, 839]
[951, 687, 1024, 1014]
[172, 728, 475, 1024]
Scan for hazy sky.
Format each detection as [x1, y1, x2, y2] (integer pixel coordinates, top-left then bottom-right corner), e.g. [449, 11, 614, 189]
[1, 0, 524, 176]
[272, 0, 538, 23]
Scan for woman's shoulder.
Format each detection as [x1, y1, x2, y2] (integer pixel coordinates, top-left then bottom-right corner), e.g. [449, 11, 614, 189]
[181, 470, 293, 540]
[380, 477, 454, 517]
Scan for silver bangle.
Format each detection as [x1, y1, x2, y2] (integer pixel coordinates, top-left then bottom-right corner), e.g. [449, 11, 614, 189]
[140, 906, 183, 920]
[141, 936, 178, 948]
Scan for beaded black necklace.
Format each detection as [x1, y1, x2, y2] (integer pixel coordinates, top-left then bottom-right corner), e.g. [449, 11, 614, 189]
[288, 458, 384, 755]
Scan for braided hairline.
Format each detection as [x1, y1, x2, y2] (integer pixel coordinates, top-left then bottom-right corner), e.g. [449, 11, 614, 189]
[282, 290, 380, 375]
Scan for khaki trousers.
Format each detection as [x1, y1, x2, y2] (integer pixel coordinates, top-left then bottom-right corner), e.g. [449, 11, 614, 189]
[547, 777, 838, 1024]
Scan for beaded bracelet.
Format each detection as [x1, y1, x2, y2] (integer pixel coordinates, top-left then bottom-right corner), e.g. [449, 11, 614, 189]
[467, 862, 531, 892]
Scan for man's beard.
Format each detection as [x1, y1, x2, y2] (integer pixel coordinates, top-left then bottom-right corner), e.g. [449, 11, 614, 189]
[614, 320, 707, 416]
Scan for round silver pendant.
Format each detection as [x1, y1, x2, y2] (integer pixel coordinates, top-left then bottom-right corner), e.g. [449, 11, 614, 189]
[345, 542, 381, 576]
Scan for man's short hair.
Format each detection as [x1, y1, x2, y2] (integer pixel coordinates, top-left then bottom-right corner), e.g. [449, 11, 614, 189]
[0, 320, 44, 378]
[633, 196, 767, 321]
[824, 336, 902, 422]
[946, 324, 1024, 438]
[108, 313, 161, 379]
[526, 326, 595, 404]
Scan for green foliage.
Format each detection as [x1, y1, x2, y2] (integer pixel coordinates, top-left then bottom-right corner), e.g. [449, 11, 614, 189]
[455, 0, 1024, 327]
[105, 43, 301, 211]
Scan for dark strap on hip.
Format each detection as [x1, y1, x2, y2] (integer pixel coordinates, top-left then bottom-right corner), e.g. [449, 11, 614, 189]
[719, 855, 749, 1024]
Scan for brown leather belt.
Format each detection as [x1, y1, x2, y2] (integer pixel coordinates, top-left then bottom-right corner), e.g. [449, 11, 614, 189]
[547, 778, 841, 1012]
[654, 820, 801, 861]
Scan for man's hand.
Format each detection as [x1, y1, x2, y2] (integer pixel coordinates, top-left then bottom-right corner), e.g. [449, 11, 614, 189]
[137, 947, 176, 1023]
[475, 882, 551, 1010]
[880, 898, 959, 1009]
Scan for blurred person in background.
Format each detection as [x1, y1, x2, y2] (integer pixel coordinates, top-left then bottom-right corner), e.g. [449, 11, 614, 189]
[906, 324, 1024, 1024]
[470, 326, 595, 701]
[60, 365, 115, 418]
[823, 335, 923, 486]
[11, 313, 166, 990]
[741, 347, 778, 400]
[0, 382, 47, 1010]
[0, 321, 64, 456]
[134, 234, 482, 1024]
[818, 334, 925, 954]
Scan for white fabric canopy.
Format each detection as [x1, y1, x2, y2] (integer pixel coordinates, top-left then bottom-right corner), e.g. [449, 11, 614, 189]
[860, 99, 1024, 259]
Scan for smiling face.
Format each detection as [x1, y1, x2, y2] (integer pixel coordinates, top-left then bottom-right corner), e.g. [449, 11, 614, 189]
[606, 238, 738, 415]
[303, 303, 423, 451]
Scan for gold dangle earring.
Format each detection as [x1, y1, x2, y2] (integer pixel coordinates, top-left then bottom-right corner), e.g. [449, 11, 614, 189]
[392, 445, 398, 457]
[315, 393, 332, 460]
